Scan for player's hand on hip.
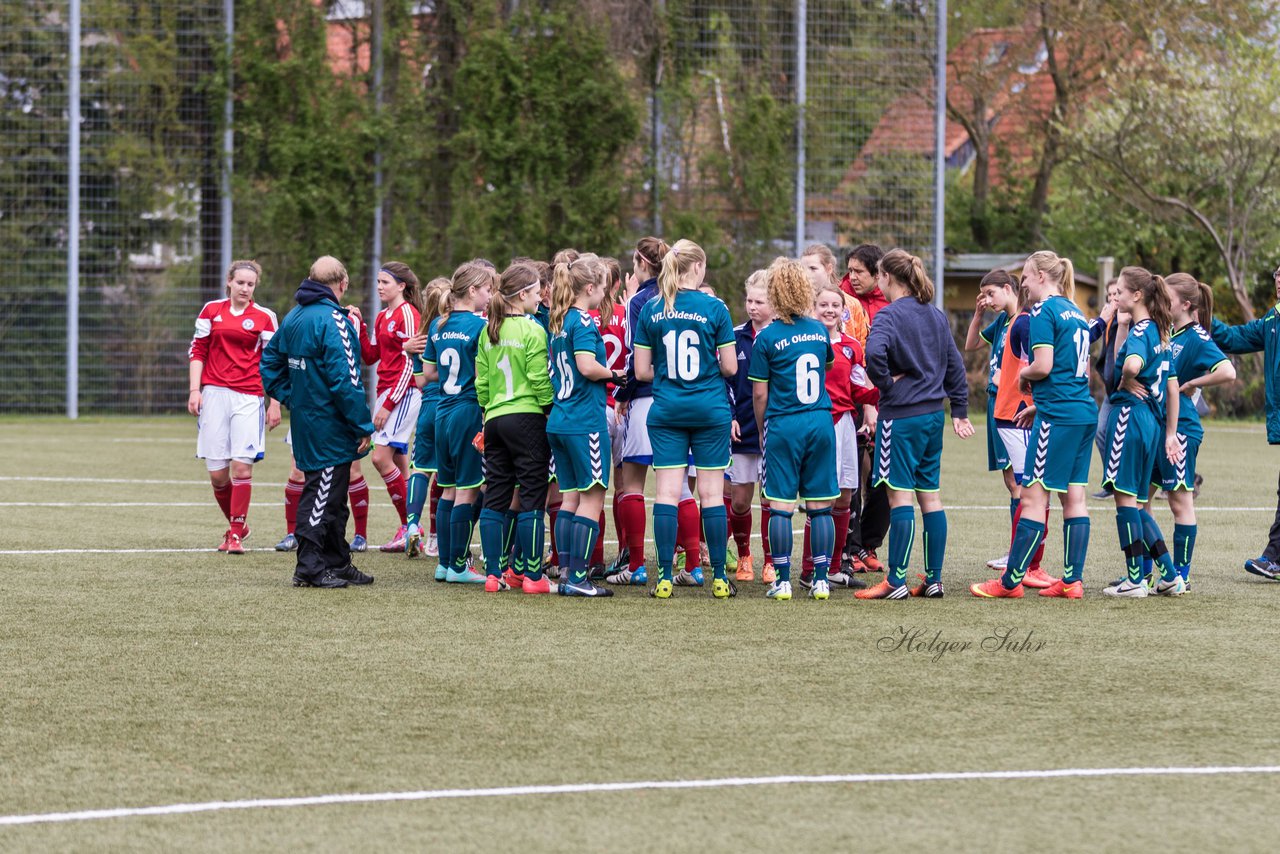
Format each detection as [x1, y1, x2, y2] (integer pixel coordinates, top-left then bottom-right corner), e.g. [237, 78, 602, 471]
[187, 390, 202, 417]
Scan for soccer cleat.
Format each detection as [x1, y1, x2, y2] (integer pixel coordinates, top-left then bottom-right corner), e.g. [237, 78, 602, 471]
[858, 550, 885, 572]
[673, 569, 701, 587]
[522, 575, 552, 594]
[650, 579, 674, 599]
[735, 554, 755, 583]
[969, 578, 1024, 598]
[445, 565, 487, 584]
[828, 569, 868, 590]
[761, 560, 777, 585]
[1038, 579, 1084, 599]
[1022, 567, 1058, 589]
[434, 562, 448, 582]
[700, 544, 711, 569]
[501, 568, 524, 589]
[845, 552, 870, 574]
[1103, 578, 1150, 598]
[588, 563, 608, 581]
[810, 579, 830, 600]
[1244, 557, 1280, 580]
[1107, 573, 1152, 591]
[544, 560, 562, 581]
[335, 564, 374, 585]
[484, 575, 509, 593]
[798, 570, 813, 590]
[404, 523, 423, 558]
[765, 580, 793, 600]
[224, 533, 245, 555]
[425, 533, 439, 557]
[1155, 576, 1187, 596]
[909, 575, 944, 598]
[380, 524, 408, 552]
[986, 552, 1009, 570]
[274, 533, 298, 552]
[1092, 487, 1114, 499]
[218, 530, 231, 552]
[725, 547, 739, 573]
[607, 565, 648, 585]
[292, 569, 348, 588]
[855, 580, 910, 600]
[350, 534, 368, 553]
[691, 566, 705, 585]
[605, 547, 630, 576]
[559, 578, 614, 597]
[711, 578, 736, 599]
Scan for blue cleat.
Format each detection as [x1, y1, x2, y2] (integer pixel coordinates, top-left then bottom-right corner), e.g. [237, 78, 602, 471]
[434, 562, 448, 582]
[274, 533, 297, 552]
[350, 534, 367, 553]
[445, 565, 487, 584]
[559, 578, 615, 597]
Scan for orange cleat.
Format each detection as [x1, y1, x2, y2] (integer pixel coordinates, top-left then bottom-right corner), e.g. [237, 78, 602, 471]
[859, 550, 885, 572]
[522, 575, 552, 595]
[1023, 567, 1058, 589]
[847, 553, 871, 573]
[501, 568, 524, 589]
[854, 579, 910, 600]
[762, 560, 777, 585]
[735, 554, 755, 583]
[970, 578, 1024, 598]
[484, 575, 509, 593]
[909, 574, 944, 598]
[1038, 578, 1084, 599]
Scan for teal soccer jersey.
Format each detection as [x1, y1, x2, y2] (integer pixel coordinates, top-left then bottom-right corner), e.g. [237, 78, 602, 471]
[1169, 324, 1228, 443]
[747, 316, 835, 419]
[421, 311, 487, 414]
[634, 289, 735, 427]
[980, 312, 1009, 395]
[411, 348, 440, 404]
[549, 307, 608, 435]
[1110, 319, 1173, 417]
[1028, 294, 1098, 425]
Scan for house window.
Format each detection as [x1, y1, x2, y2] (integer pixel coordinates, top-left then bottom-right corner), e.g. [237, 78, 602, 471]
[327, 0, 367, 20]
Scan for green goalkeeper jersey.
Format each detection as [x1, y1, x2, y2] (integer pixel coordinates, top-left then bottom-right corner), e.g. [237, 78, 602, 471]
[476, 314, 554, 421]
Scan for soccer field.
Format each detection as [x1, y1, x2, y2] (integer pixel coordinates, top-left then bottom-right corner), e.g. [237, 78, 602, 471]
[2, 416, 1279, 852]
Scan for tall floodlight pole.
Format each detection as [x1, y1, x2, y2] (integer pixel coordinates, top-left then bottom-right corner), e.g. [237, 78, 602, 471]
[220, 0, 233, 275]
[933, 0, 948, 308]
[67, 0, 81, 419]
[794, 0, 807, 255]
[370, 0, 385, 318]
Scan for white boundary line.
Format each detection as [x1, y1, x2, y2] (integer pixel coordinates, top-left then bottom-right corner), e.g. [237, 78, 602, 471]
[1, 765, 1277, 828]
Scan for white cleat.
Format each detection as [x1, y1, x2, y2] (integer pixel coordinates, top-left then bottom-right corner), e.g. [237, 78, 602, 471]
[986, 553, 1009, 570]
[1154, 576, 1187, 597]
[1103, 578, 1150, 598]
[766, 580, 793, 601]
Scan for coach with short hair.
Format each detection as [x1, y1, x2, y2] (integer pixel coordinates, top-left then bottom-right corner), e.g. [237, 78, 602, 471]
[261, 256, 376, 588]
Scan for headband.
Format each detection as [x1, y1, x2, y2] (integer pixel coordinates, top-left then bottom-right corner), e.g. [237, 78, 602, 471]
[381, 267, 408, 285]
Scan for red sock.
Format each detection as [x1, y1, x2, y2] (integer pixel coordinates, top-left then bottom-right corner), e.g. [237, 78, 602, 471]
[229, 477, 252, 537]
[592, 510, 606, 565]
[382, 467, 408, 525]
[284, 479, 304, 534]
[547, 501, 562, 566]
[348, 477, 370, 537]
[1029, 505, 1050, 572]
[729, 507, 753, 557]
[761, 500, 771, 559]
[619, 492, 647, 571]
[213, 481, 232, 522]
[429, 481, 443, 535]
[833, 508, 851, 565]
[802, 515, 813, 572]
[677, 498, 700, 564]
[612, 490, 625, 546]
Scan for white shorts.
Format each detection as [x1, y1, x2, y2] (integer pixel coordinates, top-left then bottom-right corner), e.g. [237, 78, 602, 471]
[835, 411, 859, 490]
[620, 396, 654, 465]
[728, 452, 762, 485]
[373, 389, 421, 453]
[196, 385, 265, 470]
[284, 426, 292, 447]
[607, 405, 623, 468]
[998, 426, 1031, 476]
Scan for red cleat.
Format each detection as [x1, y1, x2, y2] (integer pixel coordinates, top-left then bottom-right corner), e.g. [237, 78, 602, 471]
[854, 579, 910, 600]
[1039, 579, 1084, 599]
[970, 578, 1023, 598]
[859, 550, 884, 572]
[501, 568, 524, 589]
[224, 533, 245, 555]
[218, 530, 231, 552]
[484, 575, 509, 593]
[522, 575, 552, 595]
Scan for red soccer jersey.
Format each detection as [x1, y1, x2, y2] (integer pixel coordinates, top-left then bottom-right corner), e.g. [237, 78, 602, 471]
[188, 299, 278, 396]
[827, 331, 878, 420]
[589, 303, 629, 406]
[360, 301, 420, 409]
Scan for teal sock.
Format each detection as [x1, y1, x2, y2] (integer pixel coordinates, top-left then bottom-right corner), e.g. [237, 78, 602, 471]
[569, 515, 599, 585]
[1139, 508, 1177, 582]
[808, 508, 834, 583]
[1062, 516, 1089, 584]
[436, 498, 454, 572]
[405, 472, 427, 527]
[502, 509, 519, 569]
[768, 509, 794, 583]
[518, 510, 544, 581]
[654, 503, 679, 582]
[1173, 523, 1196, 580]
[449, 502, 476, 572]
[1117, 507, 1144, 583]
[1009, 497, 1019, 523]
[1001, 518, 1045, 588]
[701, 504, 728, 581]
[887, 506, 915, 588]
[554, 509, 574, 570]
[478, 508, 507, 578]
[921, 509, 947, 585]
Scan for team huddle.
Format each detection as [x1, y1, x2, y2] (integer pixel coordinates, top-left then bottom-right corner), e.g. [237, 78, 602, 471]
[187, 237, 1253, 600]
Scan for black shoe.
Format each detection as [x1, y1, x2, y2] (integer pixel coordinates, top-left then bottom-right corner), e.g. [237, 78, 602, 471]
[1244, 557, 1280, 580]
[335, 564, 374, 585]
[292, 569, 348, 588]
[1092, 488, 1114, 499]
[559, 578, 615, 597]
[587, 562, 608, 581]
[606, 547, 629, 575]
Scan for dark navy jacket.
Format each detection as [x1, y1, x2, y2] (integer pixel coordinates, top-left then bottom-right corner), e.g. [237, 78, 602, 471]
[865, 297, 968, 421]
[616, 278, 658, 403]
[727, 321, 762, 454]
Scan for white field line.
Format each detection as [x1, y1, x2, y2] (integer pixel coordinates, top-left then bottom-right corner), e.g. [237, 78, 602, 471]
[0, 476, 289, 487]
[0, 765, 1277, 828]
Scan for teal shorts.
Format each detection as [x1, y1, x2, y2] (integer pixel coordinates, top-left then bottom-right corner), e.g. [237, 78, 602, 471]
[1156, 431, 1199, 492]
[761, 411, 838, 503]
[873, 410, 944, 492]
[1022, 417, 1094, 493]
[435, 404, 485, 489]
[548, 429, 611, 492]
[1101, 404, 1163, 500]
[986, 396, 1010, 472]
[648, 421, 730, 470]
[411, 396, 438, 474]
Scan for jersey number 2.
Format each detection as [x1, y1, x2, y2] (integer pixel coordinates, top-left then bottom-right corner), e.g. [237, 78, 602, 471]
[440, 349, 463, 394]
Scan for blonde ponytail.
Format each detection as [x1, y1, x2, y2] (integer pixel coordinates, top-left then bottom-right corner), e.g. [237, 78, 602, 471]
[657, 239, 707, 312]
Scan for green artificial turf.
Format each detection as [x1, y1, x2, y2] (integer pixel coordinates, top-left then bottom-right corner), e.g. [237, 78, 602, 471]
[1, 417, 1278, 852]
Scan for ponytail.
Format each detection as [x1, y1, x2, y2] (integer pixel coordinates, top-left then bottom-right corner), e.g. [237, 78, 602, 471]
[420, 277, 451, 331]
[1027, 250, 1075, 302]
[487, 261, 542, 345]
[1197, 280, 1214, 327]
[549, 263, 575, 336]
[549, 257, 607, 335]
[1120, 266, 1173, 345]
[880, 248, 934, 304]
[1060, 257, 1076, 303]
[658, 239, 707, 313]
[442, 261, 496, 329]
[1166, 272, 1214, 327]
[381, 261, 422, 316]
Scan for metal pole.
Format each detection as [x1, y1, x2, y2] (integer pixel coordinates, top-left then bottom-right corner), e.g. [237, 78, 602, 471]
[651, 0, 665, 236]
[67, 0, 81, 419]
[933, 0, 948, 309]
[794, 0, 806, 255]
[220, 0, 233, 275]
[370, 0, 384, 318]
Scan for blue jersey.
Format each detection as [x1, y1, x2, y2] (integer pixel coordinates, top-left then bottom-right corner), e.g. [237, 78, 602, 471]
[410, 340, 440, 404]
[634, 289, 735, 427]
[980, 312, 1009, 395]
[549, 307, 608, 435]
[1028, 294, 1099, 425]
[1110, 319, 1173, 418]
[421, 310, 487, 414]
[747, 316, 834, 420]
[1170, 323, 1228, 442]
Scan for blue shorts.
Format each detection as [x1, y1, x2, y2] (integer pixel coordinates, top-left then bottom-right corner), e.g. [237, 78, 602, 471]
[873, 411, 944, 492]
[986, 397, 1010, 472]
[1156, 431, 1199, 492]
[411, 396, 438, 474]
[1101, 404, 1162, 500]
[1022, 417, 1094, 493]
[435, 404, 485, 489]
[648, 421, 730, 470]
[548, 430, 611, 492]
[761, 412, 838, 503]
